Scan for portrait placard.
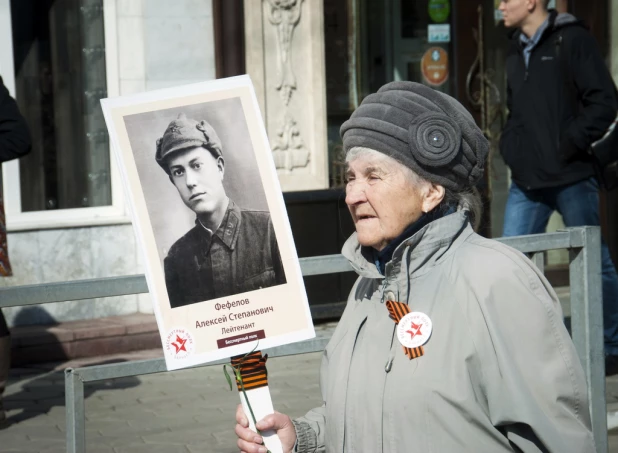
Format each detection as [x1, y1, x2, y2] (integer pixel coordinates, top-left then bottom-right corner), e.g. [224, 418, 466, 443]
[101, 76, 315, 370]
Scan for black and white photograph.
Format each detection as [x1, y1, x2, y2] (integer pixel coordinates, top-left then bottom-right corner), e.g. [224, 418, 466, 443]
[123, 98, 287, 308]
[101, 76, 314, 370]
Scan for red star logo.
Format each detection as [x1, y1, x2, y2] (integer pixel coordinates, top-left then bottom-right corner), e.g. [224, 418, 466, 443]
[172, 334, 187, 354]
[406, 321, 422, 339]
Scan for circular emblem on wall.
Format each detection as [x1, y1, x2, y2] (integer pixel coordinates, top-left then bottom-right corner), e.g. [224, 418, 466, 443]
[397, 312, 433, 348]
[428, 0, 451, 23]
[421, 47, 449, 87]
[165, 328, 194, 359]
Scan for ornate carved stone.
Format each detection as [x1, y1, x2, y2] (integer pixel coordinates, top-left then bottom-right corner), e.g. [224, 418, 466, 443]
[271, 113, 310, 171]
[244, 0, 328, 191]
[265, 0, 303, 106]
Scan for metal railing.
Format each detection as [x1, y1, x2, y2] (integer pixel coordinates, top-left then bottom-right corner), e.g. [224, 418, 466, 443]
[0, 227, 606, 453]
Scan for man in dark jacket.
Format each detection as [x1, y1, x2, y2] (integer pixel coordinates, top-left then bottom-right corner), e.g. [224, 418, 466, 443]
[0, 75, 32, 424]
[498, 0, 618, 374]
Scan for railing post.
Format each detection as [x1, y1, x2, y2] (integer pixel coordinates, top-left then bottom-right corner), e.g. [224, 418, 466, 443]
[569, 226, 607, 453]
[65, 368, 86, 453]
[531, 252, 545, 274]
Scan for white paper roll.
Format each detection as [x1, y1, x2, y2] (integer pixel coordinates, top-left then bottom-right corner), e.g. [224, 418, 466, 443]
[239, 385, 284, 453]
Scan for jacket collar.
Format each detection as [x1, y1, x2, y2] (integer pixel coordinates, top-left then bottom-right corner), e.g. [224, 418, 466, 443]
[342, 207, 470, 280]
[373, 205, 455, 275]
[511, 10, 582, 46]
[519, 13, 550, 48]
[512, 10, 556, 46]
[196, 198, 241, 250]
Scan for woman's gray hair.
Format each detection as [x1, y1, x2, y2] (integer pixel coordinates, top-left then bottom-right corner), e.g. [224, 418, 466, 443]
[346, 146, 483, 230]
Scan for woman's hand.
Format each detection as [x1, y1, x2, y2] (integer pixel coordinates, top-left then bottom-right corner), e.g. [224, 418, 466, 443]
[235, 404, 297, 453]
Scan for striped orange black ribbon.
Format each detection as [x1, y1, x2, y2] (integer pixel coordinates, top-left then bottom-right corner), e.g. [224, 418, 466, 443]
[385, 300, 425, 360]
[230, 350, 269, 391]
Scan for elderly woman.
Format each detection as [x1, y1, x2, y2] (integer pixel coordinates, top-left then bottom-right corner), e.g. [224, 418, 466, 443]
[235, 82, 595, 452]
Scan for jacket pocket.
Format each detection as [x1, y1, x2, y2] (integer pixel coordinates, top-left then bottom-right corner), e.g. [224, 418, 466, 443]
[239, 269, 276, 292]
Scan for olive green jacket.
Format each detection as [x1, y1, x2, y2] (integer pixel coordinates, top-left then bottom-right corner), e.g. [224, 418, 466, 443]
[294, 210, 594, 453]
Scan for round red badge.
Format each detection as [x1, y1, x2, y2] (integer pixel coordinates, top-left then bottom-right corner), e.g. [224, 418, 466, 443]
[165, 328, 194, 359]
[396, 312, 432, 348]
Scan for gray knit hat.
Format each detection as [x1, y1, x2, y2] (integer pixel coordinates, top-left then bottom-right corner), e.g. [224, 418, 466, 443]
[340, 81, 488, 191]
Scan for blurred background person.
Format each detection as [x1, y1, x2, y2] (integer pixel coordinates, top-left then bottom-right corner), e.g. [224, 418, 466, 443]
[0, 74, 32, 425]
[498, 0, 618, 374]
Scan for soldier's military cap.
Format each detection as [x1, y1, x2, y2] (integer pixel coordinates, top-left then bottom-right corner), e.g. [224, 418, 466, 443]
[155, 113, 223, 172]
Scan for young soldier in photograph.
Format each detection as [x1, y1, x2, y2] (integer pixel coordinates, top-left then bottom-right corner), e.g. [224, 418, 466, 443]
[156, 113, 286, 308]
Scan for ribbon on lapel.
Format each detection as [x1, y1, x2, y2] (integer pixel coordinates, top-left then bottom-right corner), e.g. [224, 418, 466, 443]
[230, 351, 269, 391]
[385, 300, 425, 360]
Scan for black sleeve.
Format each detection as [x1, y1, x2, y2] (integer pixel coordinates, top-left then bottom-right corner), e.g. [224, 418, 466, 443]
[499, 81, 514, 158]
[505, 75, 513, 118]
[0, 76, 32, 163]
[499, 46, 519, 160]
[564, 30, 617, 152]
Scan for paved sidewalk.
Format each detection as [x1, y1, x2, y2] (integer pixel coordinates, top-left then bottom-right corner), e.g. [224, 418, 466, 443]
[1, 352, 326, 453]
[0, 323, 338, 453]
[2, 319, 618, 452]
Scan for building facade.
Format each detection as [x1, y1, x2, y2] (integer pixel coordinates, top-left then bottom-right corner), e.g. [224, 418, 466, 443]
[0, 0, 218, 326]
[0, 0, 616, 328]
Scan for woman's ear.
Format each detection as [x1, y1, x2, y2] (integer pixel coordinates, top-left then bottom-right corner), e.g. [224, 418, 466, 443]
[422, 183, 445, 213]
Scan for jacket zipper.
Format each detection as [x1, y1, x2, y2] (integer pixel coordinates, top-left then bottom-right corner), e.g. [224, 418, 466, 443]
[382, 330, 397, 453]
[520, 40, 532, 188]
[522, 54, 531, 189]
[384, 356, 394, 372]
[555, 34, 563, 157]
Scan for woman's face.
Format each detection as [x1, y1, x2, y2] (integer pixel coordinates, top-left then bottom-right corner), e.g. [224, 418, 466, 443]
[345, 153, 443, 252]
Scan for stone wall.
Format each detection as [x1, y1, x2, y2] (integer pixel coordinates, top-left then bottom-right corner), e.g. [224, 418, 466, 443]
[117, 0, 216, 95]
[1, 224, 151, 326]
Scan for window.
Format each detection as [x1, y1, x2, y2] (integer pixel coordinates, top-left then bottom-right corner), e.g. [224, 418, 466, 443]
[0, 0, 125, 230]
[324, 0, 455, 187]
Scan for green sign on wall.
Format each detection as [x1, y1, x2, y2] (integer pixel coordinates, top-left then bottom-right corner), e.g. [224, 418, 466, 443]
[428, 0, 451, 23]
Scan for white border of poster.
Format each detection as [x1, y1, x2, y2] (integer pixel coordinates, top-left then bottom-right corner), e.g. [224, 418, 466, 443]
[101, 75, 314, 371]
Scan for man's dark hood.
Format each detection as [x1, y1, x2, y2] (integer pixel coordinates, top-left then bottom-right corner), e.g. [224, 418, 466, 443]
[553, 11, 583, 30]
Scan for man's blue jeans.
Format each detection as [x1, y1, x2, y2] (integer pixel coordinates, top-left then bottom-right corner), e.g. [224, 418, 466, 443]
[503, 178, 618, 356]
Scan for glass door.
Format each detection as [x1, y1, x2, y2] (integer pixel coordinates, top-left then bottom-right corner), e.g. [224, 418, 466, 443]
[390, 0, 454, 95]
[323, 0, 457, 187]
